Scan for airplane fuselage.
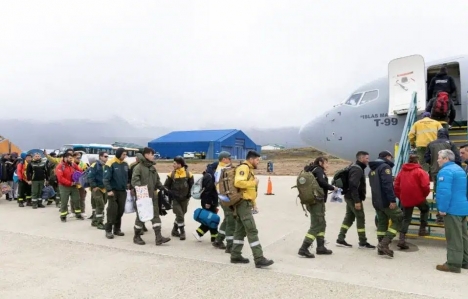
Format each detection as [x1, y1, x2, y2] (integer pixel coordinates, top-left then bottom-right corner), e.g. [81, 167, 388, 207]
[299, 55, 468, 161]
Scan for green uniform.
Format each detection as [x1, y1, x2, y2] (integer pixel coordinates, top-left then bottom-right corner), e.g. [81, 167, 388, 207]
[338, 198, 367, 244]
[216, 204, 235, 251]
[416, 147, 429, 172]
[59, 185, 81, 216]
[444, 215, 468, 272]
[92, 189, 108, 228]
[231, 200, 264, 261]
[375, 208, 403, 239]
[303, 202, 326, 245]
[401, 202, 429, 234]
[104, 157, 129, 235]
[106, 191, 127, 232]
[164, 167, 194, 240]
[31, 181, 44, 206]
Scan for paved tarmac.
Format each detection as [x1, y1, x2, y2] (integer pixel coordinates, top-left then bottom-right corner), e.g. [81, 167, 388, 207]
[0, 174, 466, 299]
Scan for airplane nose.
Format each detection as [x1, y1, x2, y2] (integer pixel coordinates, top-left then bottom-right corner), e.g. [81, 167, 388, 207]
[299, 116, 326, 151]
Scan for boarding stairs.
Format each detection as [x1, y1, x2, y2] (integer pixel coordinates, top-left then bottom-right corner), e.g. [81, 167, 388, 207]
[380, 92, 468, 240]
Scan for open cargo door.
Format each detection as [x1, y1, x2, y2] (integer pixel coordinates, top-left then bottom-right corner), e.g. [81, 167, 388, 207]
[388, 54, 426, 116]
[0, 136, 22, 154]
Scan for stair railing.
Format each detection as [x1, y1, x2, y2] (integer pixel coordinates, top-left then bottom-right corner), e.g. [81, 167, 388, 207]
[392, 92, 419, 176]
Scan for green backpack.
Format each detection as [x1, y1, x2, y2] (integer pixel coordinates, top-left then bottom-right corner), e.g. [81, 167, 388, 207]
[292, 168, 325, 216]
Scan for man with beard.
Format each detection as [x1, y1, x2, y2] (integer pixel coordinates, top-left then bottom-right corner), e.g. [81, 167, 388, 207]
[26, 153, 49, 209]
[56, 152, 83, 222]
[131, 148, 171, 246]
[230, 150, 274, 268]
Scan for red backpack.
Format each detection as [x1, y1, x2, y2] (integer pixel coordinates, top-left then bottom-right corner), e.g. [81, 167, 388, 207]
[431, 91, 450, 117]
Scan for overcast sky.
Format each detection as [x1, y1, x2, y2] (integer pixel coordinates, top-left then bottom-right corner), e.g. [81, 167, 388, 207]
[1, 0, 468, 130]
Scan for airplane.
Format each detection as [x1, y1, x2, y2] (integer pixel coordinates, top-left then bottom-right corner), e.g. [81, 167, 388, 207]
[299, 54, 468, 162]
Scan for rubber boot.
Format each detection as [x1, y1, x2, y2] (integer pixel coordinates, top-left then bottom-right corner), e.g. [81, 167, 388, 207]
[133, 227, 146, 245]
[418, 224, 428, 236]
[171, 223, 180, 237]
[377, 236, 394, 258]
[154, 226, 171, 245]
[377, 237, 384, 255]
[179, 225, 186, 240]
[316, 237, 332, 255]
[105, 223, 114, 239]
[397, 232, 409, 250]
[32, 200, 38, 209]
[298, 241, 315, 258]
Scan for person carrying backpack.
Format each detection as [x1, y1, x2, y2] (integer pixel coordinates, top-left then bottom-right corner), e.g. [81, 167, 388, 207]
[335, 151, 375, 249]
[297, 157, 337, 259]
[192, 161, 220, 243]
[425, 90, 456, 129]
[427, 65, 457, 100]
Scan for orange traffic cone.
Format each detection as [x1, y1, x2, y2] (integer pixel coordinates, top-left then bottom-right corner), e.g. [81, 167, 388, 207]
[265, 177, 274, 195]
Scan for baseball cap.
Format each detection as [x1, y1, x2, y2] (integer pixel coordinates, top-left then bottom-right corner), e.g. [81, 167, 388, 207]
[422, 112, 431, 118]
[218, 151, 231, 161]
[378, 150, 393, 158]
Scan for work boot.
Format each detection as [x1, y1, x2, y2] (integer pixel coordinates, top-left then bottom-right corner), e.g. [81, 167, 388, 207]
[377, 237, 384, 255]
[377, 236, 394, 258]
[75, 214, 85, 220]
[47, 200, 53, 205]
[255, 257, 274, 268]
[231, 256, 250, 264]
[212, 240, 227, 250]
[316, 238, 332, 255]
[418, 225, 428, 236]
[26, 199, 32, 206]
[37, 201, 45, 208]
[397, 232, 409, 250]
[179, 225, 186, 240]
[105, 223, 114, 239]
[113, 223, 125, 236]
[142, 223, 148, 232]
[133, 227, 146, 245]
[88, 211, 95, 220]
[225, 243, 232, 253]
[32, 201, 38, 209]
[96, 222, 105, 230]
[154, 226, 171, 245]
[436, 263, 461, 273]
[298, 241, 315, 258]
[18, 201, 24, 208]
[171, 223, 180, 237]
[60, 216, 66, 223]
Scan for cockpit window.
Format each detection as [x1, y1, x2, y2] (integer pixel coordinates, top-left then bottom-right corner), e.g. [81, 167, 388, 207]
[344, 93, 362, 106]
[359, 90, 379, 105]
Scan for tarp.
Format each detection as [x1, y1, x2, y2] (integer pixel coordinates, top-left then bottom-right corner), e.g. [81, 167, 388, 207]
[0, 136, 22, 154]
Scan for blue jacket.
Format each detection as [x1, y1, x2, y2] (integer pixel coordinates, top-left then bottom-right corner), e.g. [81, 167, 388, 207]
[436, 161, 468, 216]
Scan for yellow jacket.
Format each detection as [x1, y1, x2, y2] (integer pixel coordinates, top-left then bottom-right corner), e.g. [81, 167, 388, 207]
[408, 117, 442, 147]
[234, 160, 257, 206]
[75, 161, 89, 189]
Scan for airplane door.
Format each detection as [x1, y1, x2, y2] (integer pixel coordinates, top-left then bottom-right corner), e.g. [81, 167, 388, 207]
[388, 54, 426, 116]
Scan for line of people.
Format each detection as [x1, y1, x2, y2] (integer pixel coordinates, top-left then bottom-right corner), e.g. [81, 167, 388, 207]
[298, 146, 468, 274]
[2, 147, 274, 269]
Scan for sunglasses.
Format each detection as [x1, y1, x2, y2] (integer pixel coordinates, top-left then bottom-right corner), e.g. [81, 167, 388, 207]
[103, 155, 109, 158]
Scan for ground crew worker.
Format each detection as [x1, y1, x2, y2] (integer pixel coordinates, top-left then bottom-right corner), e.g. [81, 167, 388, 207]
[425, 128, 461, 224]
[336, 151, 375, 249]
[231, 150, 274, 268]
[408, 112, 442, 172]
[165, 156, 194, 241]
[87, 151, 109, 230]
[369, 151, 403, 258]
[212, 151, 234, 252]
[56, 152, 83, 222]
[17, 154, 32, 207]
[26, 153, 48, 209]
[131, 148, 171, 246]
[128, 151, 148, 234]
[44, 148, 73, 208]
[103, 148, 129, 239]
[298, 156, 335, 258]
